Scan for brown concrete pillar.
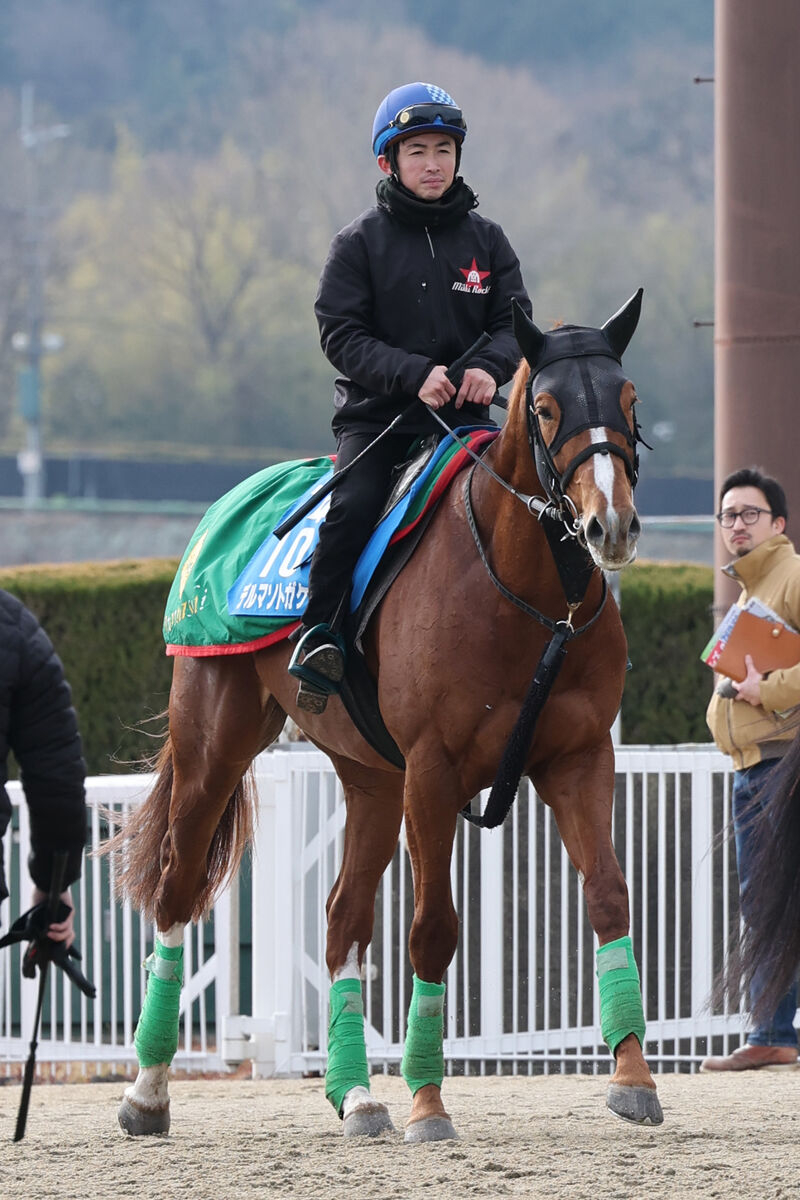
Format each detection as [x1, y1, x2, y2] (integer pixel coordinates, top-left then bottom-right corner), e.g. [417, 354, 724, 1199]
[714, 0, 800, 609]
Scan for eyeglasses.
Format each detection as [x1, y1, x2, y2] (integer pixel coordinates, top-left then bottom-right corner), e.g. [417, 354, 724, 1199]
[715, 506, 773, 528]
[388, 103, 467, 135]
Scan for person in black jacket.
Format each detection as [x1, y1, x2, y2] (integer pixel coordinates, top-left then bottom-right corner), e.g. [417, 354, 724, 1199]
[290, 81, 532, 712]
[0, 589, 87, 948]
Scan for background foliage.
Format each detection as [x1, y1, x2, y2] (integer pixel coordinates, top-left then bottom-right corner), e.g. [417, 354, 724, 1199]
[620, 562, 714, 743]
[0, 558, 714, 775]
[0, 0, 713, 477]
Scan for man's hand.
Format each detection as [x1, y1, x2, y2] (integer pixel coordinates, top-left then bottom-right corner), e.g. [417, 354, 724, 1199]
[455, 367, 496, 409]
[732, 654, 763, 706]
[31, 886, 75, 948]
[419, 364, 456, 410]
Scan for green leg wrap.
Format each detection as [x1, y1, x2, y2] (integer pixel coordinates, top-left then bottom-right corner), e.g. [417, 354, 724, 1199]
[325, 978, 369, 1115]
[133, 940, 184, 1068]
[596, 935, 646, 1055]
[401, 975, 445, 1096]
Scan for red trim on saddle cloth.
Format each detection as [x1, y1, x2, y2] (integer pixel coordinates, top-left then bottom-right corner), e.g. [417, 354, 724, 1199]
[166, 620, 301, 657]
[388, 428, 498, 545]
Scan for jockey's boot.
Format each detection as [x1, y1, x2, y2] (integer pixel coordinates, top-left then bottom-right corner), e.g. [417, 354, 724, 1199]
[288, 624, 346, 715]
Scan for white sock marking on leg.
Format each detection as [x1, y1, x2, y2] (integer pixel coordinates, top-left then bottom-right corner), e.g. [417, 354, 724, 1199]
[332, 942, 361, 983]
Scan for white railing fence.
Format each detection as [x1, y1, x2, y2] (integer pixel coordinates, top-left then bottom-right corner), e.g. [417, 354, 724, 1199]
[1, 746, 760, 1078]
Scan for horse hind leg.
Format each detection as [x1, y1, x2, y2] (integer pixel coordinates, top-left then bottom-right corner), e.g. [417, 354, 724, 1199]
[118, 922, 185, 1136]
[118, 654, 278, 1136]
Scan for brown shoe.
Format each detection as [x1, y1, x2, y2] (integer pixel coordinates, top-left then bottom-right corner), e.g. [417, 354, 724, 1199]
[700, 1043, 798, 1072]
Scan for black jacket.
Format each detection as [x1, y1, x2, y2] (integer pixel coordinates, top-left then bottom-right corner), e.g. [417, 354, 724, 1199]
[314, 186, 532, 436]
[0, 590, 87, 904]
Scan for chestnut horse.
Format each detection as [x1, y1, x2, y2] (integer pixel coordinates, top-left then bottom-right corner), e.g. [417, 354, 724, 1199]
[107, 291, 664, 1140]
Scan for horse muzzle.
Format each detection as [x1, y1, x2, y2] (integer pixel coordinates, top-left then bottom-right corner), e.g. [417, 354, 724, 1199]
[582, 506, 641, 569]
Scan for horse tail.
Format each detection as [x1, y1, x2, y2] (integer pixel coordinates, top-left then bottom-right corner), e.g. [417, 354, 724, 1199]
[719, 734, 800, 1020]
[100, 733, 256, 924]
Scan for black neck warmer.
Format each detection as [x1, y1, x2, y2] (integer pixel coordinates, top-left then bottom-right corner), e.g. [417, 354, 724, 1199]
[376, 175, 478, 230]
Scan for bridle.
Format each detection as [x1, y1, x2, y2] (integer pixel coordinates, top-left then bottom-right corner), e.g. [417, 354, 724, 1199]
[523, 329, 649, 536]
[429, 334, 647, 558]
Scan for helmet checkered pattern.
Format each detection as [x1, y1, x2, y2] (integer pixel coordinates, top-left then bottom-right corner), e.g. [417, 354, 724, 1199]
[425, 85, 456, 105]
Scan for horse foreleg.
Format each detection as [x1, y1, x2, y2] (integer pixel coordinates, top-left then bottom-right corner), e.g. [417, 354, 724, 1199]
[400, 774, 460, 1143]
[118, 922, 186, 1135]
[535, 743, 664, 1127]
[324, 756, 404, 1137]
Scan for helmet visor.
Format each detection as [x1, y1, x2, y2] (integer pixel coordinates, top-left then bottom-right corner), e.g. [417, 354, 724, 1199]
[388, 102, 467, 138]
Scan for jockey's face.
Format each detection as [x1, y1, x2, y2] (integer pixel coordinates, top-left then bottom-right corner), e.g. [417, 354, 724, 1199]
[378, 133, 457, 201]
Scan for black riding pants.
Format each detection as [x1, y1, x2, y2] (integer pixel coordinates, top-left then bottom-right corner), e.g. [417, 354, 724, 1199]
[303, 429, 420, 629]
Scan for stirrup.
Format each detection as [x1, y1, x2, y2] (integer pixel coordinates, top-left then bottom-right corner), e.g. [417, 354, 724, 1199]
[288, 624, 346, 695]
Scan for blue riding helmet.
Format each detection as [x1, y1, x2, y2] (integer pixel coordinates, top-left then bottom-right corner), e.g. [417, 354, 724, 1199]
[371, 82, 467, 159]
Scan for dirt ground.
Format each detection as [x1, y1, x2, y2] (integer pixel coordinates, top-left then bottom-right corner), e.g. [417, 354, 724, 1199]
[1, 1070, 799, 1200]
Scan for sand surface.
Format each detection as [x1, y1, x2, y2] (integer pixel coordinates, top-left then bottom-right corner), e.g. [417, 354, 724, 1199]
[2, 1070, 799, 1199]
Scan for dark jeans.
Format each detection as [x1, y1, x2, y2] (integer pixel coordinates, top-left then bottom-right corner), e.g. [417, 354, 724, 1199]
[732, 759, 799, 1046]
[303, 429, 419, 630]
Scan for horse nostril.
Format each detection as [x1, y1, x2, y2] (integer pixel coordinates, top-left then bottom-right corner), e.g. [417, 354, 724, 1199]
[585, 516, 605, 547]
[627, 512, 642, 543]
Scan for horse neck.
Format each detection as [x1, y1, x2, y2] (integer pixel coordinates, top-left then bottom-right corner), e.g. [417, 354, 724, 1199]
[470, 398, 565, 610]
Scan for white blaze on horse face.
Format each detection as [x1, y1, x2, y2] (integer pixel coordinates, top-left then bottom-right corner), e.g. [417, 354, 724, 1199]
[590, 427, 620, 537]
[333, 942, 361, 983]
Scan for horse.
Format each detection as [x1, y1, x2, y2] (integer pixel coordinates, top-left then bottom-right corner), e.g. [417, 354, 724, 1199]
[719, 727, 800, 1023]
[105, 289, 665, 1140]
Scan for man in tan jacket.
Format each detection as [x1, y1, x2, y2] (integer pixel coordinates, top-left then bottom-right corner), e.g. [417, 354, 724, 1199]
[702, 467, 800, 1071]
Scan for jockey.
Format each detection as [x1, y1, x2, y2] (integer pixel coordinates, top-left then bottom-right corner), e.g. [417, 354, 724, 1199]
[290, 81, 532, 713]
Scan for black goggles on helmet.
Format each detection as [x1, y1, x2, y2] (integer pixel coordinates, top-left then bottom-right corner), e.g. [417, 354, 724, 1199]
[388, 103, 467, 136]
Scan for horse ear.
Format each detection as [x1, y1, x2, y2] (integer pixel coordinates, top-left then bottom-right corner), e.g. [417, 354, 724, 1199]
[601, 288, 644, 358]
[512, 298, 546, 368]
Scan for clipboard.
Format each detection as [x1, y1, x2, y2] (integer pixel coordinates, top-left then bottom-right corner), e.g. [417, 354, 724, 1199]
[712, 608, 800, 682]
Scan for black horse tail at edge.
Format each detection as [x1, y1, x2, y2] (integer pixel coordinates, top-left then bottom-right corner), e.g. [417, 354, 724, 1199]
[714, 732, 800, 1021]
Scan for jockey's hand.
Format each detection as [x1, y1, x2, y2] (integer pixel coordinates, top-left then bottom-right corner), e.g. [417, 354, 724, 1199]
[456, 367, 496, 410]
[32, 886, 75, 949]
[419, 365, 456, 410]
[732, 654, 763, 707]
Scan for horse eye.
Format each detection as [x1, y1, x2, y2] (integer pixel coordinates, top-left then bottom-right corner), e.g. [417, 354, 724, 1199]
[536, 405, 554, 422]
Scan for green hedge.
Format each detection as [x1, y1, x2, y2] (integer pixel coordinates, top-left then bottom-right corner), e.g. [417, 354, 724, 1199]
[620, 560, 714, 743]
[0, 556, 716, 773]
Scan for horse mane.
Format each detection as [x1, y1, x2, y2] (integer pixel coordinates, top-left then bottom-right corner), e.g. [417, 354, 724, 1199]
[507, 358, 529, 415]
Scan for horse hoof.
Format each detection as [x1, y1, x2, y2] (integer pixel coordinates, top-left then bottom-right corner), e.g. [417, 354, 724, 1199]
[606, 1083, 664, 1126]
[342, 1102, 395, 1137]
[118, 1095, 171, 1136]
[404, 1115, 458, 1143]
